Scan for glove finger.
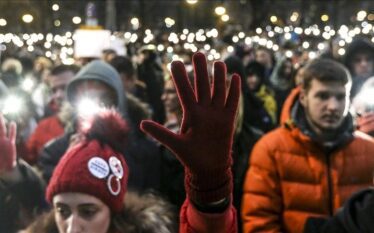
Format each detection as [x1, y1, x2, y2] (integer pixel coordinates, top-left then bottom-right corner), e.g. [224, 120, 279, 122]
[225, 74, 241, 113]
[8, 122, 16, 145]
[193, 52, 211, 106]
[140, 120, 180, 151]
[212, 61, 226, 107]
[171, 60, 196, 109]
[0, 113, 6, 138]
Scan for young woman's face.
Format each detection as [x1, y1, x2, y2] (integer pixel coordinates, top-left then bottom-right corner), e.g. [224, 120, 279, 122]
[53, 193, 111, 233]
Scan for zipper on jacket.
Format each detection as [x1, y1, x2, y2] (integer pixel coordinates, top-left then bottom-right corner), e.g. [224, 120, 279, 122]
[325, 152, 333, 216]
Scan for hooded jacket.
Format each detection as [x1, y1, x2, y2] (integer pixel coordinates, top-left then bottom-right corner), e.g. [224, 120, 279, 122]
[37, 61, 160, 192]
[242, 87, 374, 233]
[304, 188, 374, 233]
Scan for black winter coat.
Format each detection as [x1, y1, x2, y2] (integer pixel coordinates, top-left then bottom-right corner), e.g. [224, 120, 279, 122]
[304, 188, 374, 233]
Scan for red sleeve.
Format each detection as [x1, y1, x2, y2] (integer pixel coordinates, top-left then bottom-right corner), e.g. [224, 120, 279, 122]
[179, 199, 237, 233]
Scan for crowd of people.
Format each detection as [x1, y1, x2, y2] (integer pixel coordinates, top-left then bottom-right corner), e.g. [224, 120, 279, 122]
[0, 29, 373, 233]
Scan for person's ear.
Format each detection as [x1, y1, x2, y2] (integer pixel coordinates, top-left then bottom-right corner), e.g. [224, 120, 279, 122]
[299, 89, 307, 107]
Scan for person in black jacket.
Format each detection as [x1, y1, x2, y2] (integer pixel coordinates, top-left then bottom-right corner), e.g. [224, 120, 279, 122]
[137, 46, 166, 123]
[304, 188, 374, 233]
[0, 160, 46, 233]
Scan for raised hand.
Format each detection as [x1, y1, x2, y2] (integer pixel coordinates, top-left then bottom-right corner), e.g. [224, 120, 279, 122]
[0, 113, 17, 173]
[141, 52, 240, 203]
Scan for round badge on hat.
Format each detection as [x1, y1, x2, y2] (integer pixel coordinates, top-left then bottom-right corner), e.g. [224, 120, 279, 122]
[109, 156, 124, 179]
[107, 174, 121, 196]
[88, 157, 110, 179]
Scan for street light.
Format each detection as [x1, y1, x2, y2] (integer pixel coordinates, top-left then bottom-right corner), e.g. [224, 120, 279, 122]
[22, 14, 33, 23]
[215, 6, 226, 16]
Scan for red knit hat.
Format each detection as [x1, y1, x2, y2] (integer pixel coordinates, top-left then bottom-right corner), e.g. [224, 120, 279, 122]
[46, 109, 129, 213]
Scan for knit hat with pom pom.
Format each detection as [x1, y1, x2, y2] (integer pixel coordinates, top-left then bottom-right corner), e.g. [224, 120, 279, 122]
[46, 109, 130, 213]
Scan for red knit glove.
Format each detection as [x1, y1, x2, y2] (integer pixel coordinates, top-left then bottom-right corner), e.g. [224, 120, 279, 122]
[357, 112, 374, 135]
[140, 52, 240, 203]
[0, 113, 17, 173]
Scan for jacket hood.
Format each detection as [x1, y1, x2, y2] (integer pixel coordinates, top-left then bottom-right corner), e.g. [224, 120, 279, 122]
[66, 60, 127, 117]
[337, 188, 374, 233]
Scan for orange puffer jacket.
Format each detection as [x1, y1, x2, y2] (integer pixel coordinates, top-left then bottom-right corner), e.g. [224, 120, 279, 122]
[242, 87, 374, 233]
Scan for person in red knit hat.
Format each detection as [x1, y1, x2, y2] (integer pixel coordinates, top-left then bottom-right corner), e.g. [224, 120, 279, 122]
[1, 52, 240, 233]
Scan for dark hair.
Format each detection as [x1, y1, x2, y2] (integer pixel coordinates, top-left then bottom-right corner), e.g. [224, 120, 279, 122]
[301, 58, 352, 92]
[344, 37, 374, 72]
[245, 61, 265, 80]
[256, 46, 276, 66]
[50, 65, 79, 76]
[109, 56, 136, 77]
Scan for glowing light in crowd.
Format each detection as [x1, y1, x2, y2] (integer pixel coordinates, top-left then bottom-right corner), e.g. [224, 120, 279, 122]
[256, 28, 262, 34]
[157, 44, 165, 51]
[309, 51, 317, 59]
[77, 98, 102, 118]
[0, 19, 6, 26]
[221, 14, 229, 22]
[130, 17, 139, 27]
[52, 4, 59, 11]
[232, 35, 239, 43]
[238, 32, 245, 39]
[186, 0, 198, 4]
[167, 46, 173, 53]
[285, 50, 293, 58]
[165, 17, 175, 28]
[338, 48, 345, 56]
[22, 14, 34, 23]
[272, 44, 279, 51]
[130, 34, 138, 43]
[215, 6, 226, 16]
[357, 10, 367, 21]
[268, 31, 274, 37]
[321, 14, 329, 22]
[245, 37, 252, 45]
[317, 43, 325, 50]
[54, 20, 61, 27]
[290, 12, 299, 22]
[270, 15, 278, 23]
[227, 45, 234, 53]
[2, 96, 23, 115]
[204, 44, 211, 50]
[22, 78, 35, 92]
[124, 32, 131, 39]
[294, 27, 303, 34]
[284, 33, 292, 40]
[72, 16, 82, 24]
[339, 40, 345, 47]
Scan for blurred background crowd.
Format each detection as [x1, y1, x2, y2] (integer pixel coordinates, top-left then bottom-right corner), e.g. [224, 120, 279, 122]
[0, 0, 373, 232]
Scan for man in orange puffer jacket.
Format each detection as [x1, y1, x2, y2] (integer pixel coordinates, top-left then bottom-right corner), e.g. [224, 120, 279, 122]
[242, 58, 374, 233]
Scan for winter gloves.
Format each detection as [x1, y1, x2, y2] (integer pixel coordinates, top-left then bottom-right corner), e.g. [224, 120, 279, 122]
[141, 52, 240, 204]
[0, 114, 16, 173]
